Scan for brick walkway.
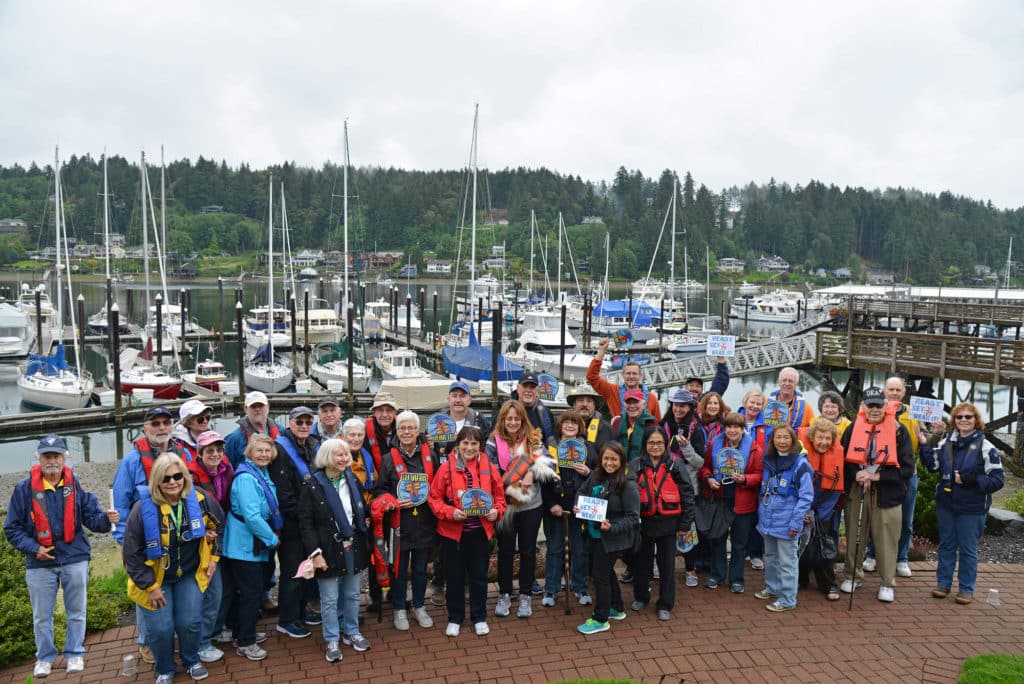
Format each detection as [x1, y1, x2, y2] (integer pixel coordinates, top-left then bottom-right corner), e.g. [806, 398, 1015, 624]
[3, 561, 1021, 684]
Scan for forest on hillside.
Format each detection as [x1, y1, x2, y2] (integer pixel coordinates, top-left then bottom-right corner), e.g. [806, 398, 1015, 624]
[0, 154, 1021, 285]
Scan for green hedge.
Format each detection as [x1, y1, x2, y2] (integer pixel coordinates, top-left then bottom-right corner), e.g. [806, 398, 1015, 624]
[0, 535, 131, 667]
[913, 461, 942, 542]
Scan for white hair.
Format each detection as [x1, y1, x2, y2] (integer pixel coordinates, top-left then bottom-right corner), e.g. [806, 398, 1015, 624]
[395, 410, 419, 428]
[342, 417, 365, 434]
[315, 438, 350, 470]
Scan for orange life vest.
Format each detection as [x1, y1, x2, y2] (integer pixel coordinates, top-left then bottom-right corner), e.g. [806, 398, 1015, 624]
[365, 418, 394, 473]
[30, 465, 76, 546]
[797, 430, 844, 491]
[636, 457, 683, 518]
[845, 405, 899, 468]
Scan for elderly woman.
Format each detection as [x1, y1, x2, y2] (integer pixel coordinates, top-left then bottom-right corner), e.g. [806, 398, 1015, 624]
[300, 439, 372, 661]
[818, 391, 851, 435]
[486, 400, 558, 619]
[186, 431, 234, 664]
[173, 399, 214, 463]
[342, 417, 385, 614]
[737, 389, 769, 572]
[123, 453, 223, 684]
[374, 410, 436, 631]
[797, 418, 845, 601]
[221, 434, 281, 662]
[661, 388, 707, 585]
[922, 403, 1004, 605]
[428, 426, 507, 636]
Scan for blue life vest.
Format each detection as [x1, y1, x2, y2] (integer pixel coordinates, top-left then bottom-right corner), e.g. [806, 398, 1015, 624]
[311, 470, 367, 539]
[769, 390, 807, 428]
[760, 453, 809, 499]
[138, 486, 204, 561]
[710, 433, 752, 481]
[276, 435, 311, 478]
[234, 462, 284, 531]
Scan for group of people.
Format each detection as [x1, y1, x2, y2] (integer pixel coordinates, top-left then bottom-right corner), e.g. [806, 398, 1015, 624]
[3, 357, 1007, 680]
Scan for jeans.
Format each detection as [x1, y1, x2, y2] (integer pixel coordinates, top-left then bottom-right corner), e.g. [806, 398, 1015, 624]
[198, 568, 222, 651]
[140, 575, 204, 676]
[936, 507, 986, 594]
[225, 559, 265, 647]
[710, 512, 754, 586]
[26, 560, 89, 662]
[443, 528, 490, 625]
[543, 514, 590, 594]
[392, 547, 429, 610]
[497, 506, 543, 596]
[634, 531, 677, 610]
[763, 535, 800, 608]
[318, 564, 361, 642]
[867, 471, 918, 563]
[589, 541, 624, 623]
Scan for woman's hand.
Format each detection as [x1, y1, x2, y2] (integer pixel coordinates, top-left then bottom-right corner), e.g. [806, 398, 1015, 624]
[398, 499, 413, 509]
[789, 529, 799, 538]
[205, 529, 218, 543]
[550, 504, 564, 517]
[599, 519, 611, 532]
[313, 555, 328, 571]
[106, 510, 120, 525]
[206, 560, 218, 579]
[485, 508, 498, 522]
[733, 474, 746, 485]
[452, 509, 467, 521]
[572, 506, 580, 515]
[707, 477, 721, 491]
[148, 586, 167, 609]
[571, 463, 590, 476]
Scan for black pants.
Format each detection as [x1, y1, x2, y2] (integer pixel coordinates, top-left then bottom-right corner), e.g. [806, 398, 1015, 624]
[496, 506, 543, 596]
[443, 527, 490, 625]
[276, 533, 307, 626]
[226, 559, 265, 647]
[590, 540, 624, 623]
[633, 531, 677, 610]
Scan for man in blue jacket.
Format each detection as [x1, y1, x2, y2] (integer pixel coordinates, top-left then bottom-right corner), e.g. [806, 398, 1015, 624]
[4, 435, 118, 679]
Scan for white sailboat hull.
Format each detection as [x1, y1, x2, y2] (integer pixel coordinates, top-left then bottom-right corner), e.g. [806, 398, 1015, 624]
[18, 370, 95, 410]
[310, 361, 372, 392]
[244, 362, 294, 393]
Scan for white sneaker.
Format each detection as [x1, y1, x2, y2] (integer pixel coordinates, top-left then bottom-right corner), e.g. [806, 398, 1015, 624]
[541, 594, 556, 607]
[839, 579, 862, 593]
[198, 646, 223, 663]
[393, 609, 409, 631]
[862, 557, 877, 572]
[412, 606, 433, 628]
[896, 562, 912, 577]
[66, 656, 84, 673]
[445, 622, 460, 637]
[878, 586, 895, 602]
[517, 594, 532, 618]
[33, 660, 51, 678]
[474, 621, 490, 636]
[495, 593, 511, 617]
[749, 558, 765, 570]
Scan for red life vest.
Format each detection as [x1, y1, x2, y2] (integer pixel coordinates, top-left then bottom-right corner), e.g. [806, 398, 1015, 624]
[845, 405, 899, 468]
[30, 465, 76, 546]
[797, 430, 845, 492]
[366, 418, 394, 473]
[390, 442, 435, 482]
[133, 437, 190, 477]
[636, 458, 683, 518]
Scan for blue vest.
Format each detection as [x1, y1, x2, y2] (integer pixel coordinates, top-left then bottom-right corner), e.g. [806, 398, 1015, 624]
[138, 486, 203, 561]
[761, 453, 809, 499]
[770, 390, 807, 428]
[311, 470, 367, 539]
[234, 462, 284, 531]
[276, 435, 311, 478]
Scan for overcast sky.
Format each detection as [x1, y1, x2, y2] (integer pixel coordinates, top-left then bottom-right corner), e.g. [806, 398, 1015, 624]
[2, 1, 1022, 208]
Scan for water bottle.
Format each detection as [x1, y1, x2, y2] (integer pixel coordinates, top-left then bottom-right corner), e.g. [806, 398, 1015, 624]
[987, 589, 1000, 607]
[121, 653, 138, 677]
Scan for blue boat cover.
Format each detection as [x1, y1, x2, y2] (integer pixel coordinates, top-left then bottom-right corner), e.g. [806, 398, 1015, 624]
[25, 343, 69, 377]
[442, 327, 523, 383]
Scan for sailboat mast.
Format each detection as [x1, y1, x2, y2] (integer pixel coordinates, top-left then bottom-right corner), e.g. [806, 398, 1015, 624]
[54, 148, 63, 337]
[1007, 237, 1014, 290]
[343, 120, 350, 314]
[103, 153, 110, 280]
[557, 213, 563, 304]
[469, 105, 479, 308]
[683, 244, 689, 322]
[160, 146, 167, 261]
[142, 151, 150, 305]
[529, 210, 536, 300]
[670, 175, 677, 289]
[603, 232, 610, 303]
[706, 244, 711, 320]
[268, 175, 275, 365]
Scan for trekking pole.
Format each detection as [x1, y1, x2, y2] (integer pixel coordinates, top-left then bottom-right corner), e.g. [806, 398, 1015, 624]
[563, 511, 572, 615]
[848, 481, 869, 611]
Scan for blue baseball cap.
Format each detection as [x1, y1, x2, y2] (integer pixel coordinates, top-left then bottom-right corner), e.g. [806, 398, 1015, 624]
[37, 434, 69, 456]
[448, 381, 472, 395]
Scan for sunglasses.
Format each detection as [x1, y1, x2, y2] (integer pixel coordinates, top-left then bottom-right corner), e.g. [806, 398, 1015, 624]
[954, 415, 975, 420]
[194, 414, 212, 423]
[293, 418, 314, 426]
[162, 472, 184, 484]
[148, 419, 173, 427]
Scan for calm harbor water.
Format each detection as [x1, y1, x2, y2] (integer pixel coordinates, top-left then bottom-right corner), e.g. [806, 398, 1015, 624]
[0, 275, 1016, 474]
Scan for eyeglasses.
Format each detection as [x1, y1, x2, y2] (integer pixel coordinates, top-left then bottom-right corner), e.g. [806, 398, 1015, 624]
[397, 425, 419, 431]
[162, 472, 184, 484]
[148, 419, 172, 427]
[293, 419, 314, 426]
[194, 414, 212, 423]
[647, 441, 666, 447]
[954, 415, 975, 421]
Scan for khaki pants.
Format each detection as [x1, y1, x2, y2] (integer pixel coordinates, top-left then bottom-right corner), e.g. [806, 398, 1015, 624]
[843, 486, 902, 588]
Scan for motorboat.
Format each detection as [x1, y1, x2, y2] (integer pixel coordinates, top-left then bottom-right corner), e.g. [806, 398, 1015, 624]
[293, 299, 342, 345]
[0, 302, 34, 358]
[738, 281, 760, 296]
[506, 309, 604, 378]
[243, 305, 292, 349]
[376, 346, 431, 380]
[309, 341, 372, 392]
[730, 290, 800, 323]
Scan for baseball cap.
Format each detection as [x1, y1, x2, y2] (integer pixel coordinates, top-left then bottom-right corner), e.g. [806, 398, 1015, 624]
[624, 388, 644, 403]
[36, 434, 69, 456]
[144, 407, 174, 422]
[244, 391, 269, 407]
[289, 406, 316, 420]
[862, 387, 886, 407]
[518, 372, 539, 386]
[448, 380, 472, 395]
[196, 431, 225, 450]
[317, 396, 340, 409]
[179, 399, 211, 422]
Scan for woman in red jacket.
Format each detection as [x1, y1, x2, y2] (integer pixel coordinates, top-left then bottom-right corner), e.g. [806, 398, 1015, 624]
[428, 426, 507, 637]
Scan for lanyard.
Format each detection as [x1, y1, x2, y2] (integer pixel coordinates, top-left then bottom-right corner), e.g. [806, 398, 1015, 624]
[167, 501, 184, 577]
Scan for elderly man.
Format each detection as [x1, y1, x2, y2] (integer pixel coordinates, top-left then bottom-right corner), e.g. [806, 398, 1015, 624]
[173, 399, 213, 462]
[4, 435, 118, 679]
[225, 391, 280, 468]
[365, 391, 399, 473]
[612, 388, 658, 462]
[567, 383, 613, 451]
[840, 387, 915, 602]
[864, 376, 927, 578]
[510, 372, 557, 447]
[269, 406, 322, 639]
[768, 367, 815, 429]
[588, 337, 662, 421]
[313, 396, 343, 440]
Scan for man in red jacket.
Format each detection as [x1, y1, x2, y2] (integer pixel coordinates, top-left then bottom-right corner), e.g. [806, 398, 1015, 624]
[587, 337, 662, 421]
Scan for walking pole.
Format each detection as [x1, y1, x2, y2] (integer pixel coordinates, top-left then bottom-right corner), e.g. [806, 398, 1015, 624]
[564, 511, 572, 615]
[848, 477, 876, 610]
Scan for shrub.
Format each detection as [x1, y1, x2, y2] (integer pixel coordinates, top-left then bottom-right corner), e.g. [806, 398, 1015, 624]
[914, 461, 941, 542]
[87, 568, 132, 632]
[1001, 488, 1024, 516]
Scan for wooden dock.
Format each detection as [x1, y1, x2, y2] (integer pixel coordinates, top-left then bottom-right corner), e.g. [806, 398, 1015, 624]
[848, 297, 1024, 330]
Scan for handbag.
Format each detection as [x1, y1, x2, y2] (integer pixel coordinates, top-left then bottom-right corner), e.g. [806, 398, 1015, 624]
[694, 494, 734, 540]
[801, 513, 838, 565]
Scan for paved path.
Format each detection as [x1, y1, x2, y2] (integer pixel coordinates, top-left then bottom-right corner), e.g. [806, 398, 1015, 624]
[3, 561, 1020, 684]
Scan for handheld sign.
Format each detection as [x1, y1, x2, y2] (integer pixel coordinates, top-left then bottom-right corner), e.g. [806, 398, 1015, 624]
[556, 438, 587, 468]
[396, 473, 429, 506]
[576, 495, 608, 522]
[109, 488, 115, 511]
[713, 447, 745, 482]
[706, 334, 736, 357]
[426, 413, 458, 442]
[460, 488, 493, 516]
[537, 374, 559, 402]
[613, 329, 633, 350]
[908, 396, 945, 423]
[763, 400, 790, 428]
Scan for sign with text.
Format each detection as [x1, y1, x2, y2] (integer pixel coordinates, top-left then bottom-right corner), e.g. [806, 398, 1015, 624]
[556, 438, 587, 468]
[426, 413, 458, 442]
[537, 374, 559, 402]
[908, 396, 945, 423]
[706, 334, 736, 357]
[576, 495, 609, 522]
[762, 400, 790, 428]
[460, 488, 493, 516]
[396, 473, 429, 506]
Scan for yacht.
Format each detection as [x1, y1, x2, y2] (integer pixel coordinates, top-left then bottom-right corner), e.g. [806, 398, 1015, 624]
[376, 346, 431, 381]
[293, 298, 342, 345]
[243, 305, 292, 349]
[0, 302, 34, 358]
[309, 341, 373, 392]
[730, 290, 801, 323]
[507, 310, 605, 378]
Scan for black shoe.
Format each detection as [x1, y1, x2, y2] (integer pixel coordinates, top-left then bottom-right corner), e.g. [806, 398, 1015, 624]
[304, 609, 322, 626]
[531, 580, 544, 596]
[366, 601, 381, 614]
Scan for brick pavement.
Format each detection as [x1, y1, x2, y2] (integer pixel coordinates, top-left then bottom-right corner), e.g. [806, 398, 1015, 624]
[3, 562, 1021, 684]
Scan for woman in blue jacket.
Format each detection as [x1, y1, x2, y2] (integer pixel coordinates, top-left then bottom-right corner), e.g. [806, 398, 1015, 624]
[222, 434, 282, 661]
[921, 402, 1004, 605]
[754, 426, 813, 612]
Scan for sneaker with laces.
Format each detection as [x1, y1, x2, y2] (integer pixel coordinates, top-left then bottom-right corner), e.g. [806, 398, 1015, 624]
[198, 646, 224, 663]
[303, 609, 322, 626]
[261, 595, 279, 612]
[608, 608, 627, 620]
[531, 580, 544, 595]
[213, 629, 234, 643]
[412, 606, 433, 628]
[730, 583, 744, 594]
[862, 557, 877, 572]
[495, 593, 511, 617]
[766, 601, 796, 612]
[932, 585, 951, 598]
[877, 586, 895, 602]
[33, 661, 51, 678]
[325, 641, 342, 663]
[474, 621, 490, 636]
[343, 634, 371, 652]
[704, 578, 719, 590]
[430, 588, 447, 606]
[657, 609, 671, 621]
[839, 579, 862, 594]
[896, 562, 912, 577]
[66, 656, 84, 673]
[630, 600, 646, 611]
[187, 663, 209, 681]
[749, 557, 765, 570]
[577, 618, 610, 634]
[685, 572, 698, 587]
[156, 676, 175, 684]
[517, 594, 532, 618]
[234, 643, 267, 661]
[275, 622, 311, 638]
[542, 593, 556, 607]
[445, 622, 460, 637]
[576, 591, 593, 605]
[754, 588, 777, 600]
[955, 592, 974, 605]
[393, 609, 409, 630]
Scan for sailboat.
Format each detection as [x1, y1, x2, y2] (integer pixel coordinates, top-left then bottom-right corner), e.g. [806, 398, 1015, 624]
[244, 177, 294, 394]
[18, 149, 95, 409]
[113, 337, 183, 400]
[87, 153, 132, 335]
